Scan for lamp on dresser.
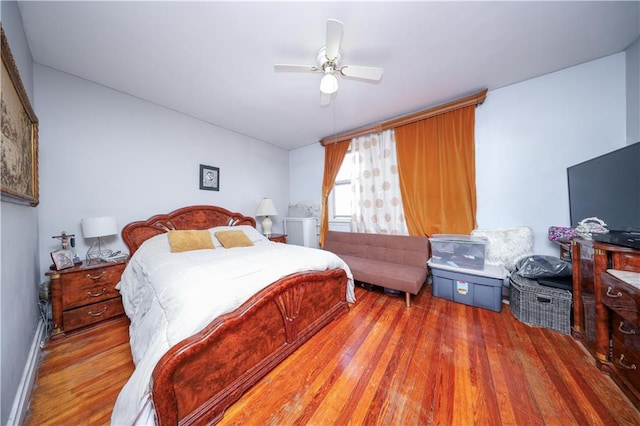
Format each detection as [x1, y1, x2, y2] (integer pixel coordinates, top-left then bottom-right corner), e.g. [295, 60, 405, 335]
[255, 198, 278, 237]
[81, 216, 118, 264]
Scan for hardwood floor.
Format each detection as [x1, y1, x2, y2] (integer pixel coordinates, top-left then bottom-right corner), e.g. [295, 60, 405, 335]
[26, 284, 640, 425]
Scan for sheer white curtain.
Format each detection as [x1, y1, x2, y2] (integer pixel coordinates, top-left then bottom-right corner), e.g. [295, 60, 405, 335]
[350, 129, 408, 234]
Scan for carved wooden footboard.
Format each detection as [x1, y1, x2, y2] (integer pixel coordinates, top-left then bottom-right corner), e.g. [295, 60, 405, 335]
[152, 269, 348, 425]
[121, 205, 350, 425]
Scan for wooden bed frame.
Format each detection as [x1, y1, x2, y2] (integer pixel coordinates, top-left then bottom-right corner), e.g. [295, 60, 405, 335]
[121, 205, 349, 425]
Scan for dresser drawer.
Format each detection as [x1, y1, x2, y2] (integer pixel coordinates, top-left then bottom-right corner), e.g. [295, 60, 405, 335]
[62, 297, 124, 332]
[612, 336, 640, 391]
[601, 272, 639, 324]
[62, 263, 125, 309]
[611, 312, 640, 351]
[612, 252, 640, 271]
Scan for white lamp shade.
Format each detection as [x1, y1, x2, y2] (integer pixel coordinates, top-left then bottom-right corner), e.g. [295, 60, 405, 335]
[255, 198, 278, 217]
[81, 216, 118, 238]
[320, 73, 338, 94]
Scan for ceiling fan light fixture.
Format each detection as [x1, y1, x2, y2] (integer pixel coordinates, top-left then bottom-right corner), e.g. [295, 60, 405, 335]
[320, 73, 338, 94]
[274, 19, 382, 105]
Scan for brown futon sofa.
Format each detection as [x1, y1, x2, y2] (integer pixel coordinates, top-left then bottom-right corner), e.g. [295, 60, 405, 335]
[324, 231, 430, 307]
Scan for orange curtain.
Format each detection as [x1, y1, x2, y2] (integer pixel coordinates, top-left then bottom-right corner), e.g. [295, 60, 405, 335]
[319, 140, 351, 247]
[395, 105, 477, 236]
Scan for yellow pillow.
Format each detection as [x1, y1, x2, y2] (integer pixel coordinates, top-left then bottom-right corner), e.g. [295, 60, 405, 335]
[215, 230, 254, 248]
[167, 230, 215, 253]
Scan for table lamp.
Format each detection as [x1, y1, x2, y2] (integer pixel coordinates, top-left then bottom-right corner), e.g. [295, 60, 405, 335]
[81, 216, 118, 263]
[255, 198, 278, 236]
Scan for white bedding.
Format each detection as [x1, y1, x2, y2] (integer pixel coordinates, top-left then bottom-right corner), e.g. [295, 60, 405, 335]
[111, 226, 354, 425]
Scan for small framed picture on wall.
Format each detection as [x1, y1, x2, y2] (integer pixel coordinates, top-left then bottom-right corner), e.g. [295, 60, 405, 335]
[199, 164, 219, 191]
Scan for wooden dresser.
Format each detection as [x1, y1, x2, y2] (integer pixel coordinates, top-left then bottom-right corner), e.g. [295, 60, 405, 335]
[601, 271, 640, 407]
[46, 260, 127, 340]
[572, 238, 640, 408]
[571, 238, 597, 355]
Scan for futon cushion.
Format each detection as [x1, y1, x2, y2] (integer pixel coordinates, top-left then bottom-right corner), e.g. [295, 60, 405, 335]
[338, 254, 427, 295]
[324, 232, 429, 268]
[324, 231, 430, 296]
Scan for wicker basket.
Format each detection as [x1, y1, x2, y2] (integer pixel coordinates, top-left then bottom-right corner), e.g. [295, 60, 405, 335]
[582, 293, 596, 342]
[509, 272, 572, 335]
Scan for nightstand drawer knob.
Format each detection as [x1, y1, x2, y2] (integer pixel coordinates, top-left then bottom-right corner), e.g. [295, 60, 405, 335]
[86, 271, 106, 280]
[88, 306, 108, 317]
[87, 288, 107, 298]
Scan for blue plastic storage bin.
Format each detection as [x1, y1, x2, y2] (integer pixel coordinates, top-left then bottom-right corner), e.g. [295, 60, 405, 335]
[429, 262, 506, 312]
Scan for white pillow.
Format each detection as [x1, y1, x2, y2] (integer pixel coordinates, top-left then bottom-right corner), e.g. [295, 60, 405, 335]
[471, 227, 534, 272]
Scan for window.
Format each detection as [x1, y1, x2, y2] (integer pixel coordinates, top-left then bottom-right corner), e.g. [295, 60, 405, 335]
[331, 150, 353, 219]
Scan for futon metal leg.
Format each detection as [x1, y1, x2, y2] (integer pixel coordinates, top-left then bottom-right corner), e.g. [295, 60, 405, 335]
[405, 292, 410, 307]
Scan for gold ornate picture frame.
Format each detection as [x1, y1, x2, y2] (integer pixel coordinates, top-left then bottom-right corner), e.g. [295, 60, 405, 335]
[1, 27, 39, 206]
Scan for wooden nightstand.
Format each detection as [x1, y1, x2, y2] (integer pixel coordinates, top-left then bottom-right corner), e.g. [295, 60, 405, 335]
[45, 260, 127, 340]
[268, 234, 287, 243]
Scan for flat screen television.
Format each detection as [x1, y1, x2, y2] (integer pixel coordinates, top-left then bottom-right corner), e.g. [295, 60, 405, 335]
[567, 141, 640, 233]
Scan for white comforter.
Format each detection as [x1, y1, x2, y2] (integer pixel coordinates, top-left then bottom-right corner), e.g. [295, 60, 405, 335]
[111, 226, 354, 425]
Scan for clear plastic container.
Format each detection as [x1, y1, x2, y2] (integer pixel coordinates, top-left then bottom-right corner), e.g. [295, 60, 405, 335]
[429, 234, 488, 270]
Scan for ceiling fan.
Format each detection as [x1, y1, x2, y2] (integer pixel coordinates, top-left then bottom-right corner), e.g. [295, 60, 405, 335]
[274, 19, 384, 106]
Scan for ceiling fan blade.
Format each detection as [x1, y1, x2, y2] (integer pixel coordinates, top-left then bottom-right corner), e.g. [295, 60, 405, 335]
[320, 91, 332, 106]
[274, 64, 319, 73]
[325, 19, 344, 61]
[340, 65, 384, 81]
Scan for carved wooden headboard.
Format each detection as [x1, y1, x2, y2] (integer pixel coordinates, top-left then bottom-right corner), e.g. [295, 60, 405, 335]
[122, 205, 256, 255]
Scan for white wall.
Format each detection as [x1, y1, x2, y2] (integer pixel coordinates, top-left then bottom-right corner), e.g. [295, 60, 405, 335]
[627, 37, 640, 144]
[289, 143, 323, 205]
[475, 53, 626, 255]
[290, 53, 628, 256]
[1, 2, 41, 424]
[35, 66, 290, 278]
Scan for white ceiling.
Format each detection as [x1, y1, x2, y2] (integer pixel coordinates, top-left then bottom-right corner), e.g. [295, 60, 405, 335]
[18, 1, 640, 151]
